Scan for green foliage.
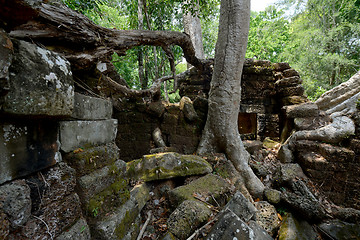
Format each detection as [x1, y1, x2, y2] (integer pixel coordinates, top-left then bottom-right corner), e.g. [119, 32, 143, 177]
[246, 6, 290, 63]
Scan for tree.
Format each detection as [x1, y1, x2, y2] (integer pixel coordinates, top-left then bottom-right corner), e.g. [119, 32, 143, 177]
[197, 0, 265, 198]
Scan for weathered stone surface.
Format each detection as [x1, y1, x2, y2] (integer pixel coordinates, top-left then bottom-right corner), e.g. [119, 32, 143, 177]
[72, 93, 112, 120]
[206, 209, 256, 240]
[243, 140, 263, 154]
[93, 183, 150, 240]
[147, 101, 166, 118]
[294, 111, 331, 131]
[282, 68, 300, 78]
[59, 119, 118, 152]
[292, 116, 355, 144]
[63, 143, 120, 177]
[56, 218, 91, 240]
[224, 191, 257, 222]
[161, 232, 178, 240]
[278, 213, 318, 240]
[77, 160, 126, 202]
[0, 180, 31, 229]
[275, 76, 302, 88]
[280, 163, 306, 183]
[169, 174, 231, 208]
[126, 152, 212, 182]
[248, 220, 273, 240]
[167, 200, 211, 239]
[0, 208, 9, 239]
[332, 207, 360, 224]
[283, 102, 319, 118]
[277, 85, 304, 97]
[150, 146, 177, 154]
[264, 189, 281, 204]
[254, 201, 281, 236]
[278, 144, 294, 163]
[8, 193, 82, 239]
[0, 29, 13, 100]
[273, 62, 290, 71]
[0, 121, 60, 184]
[318, 220, 360, 240]
[4, 40, 74, 116]
[281, 96, 308, 106]
[179, 96, 198, 122]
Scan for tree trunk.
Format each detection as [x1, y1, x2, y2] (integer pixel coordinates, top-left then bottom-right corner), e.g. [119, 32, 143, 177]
[197, 0, 264, 198]
[183, 0, 205, 60]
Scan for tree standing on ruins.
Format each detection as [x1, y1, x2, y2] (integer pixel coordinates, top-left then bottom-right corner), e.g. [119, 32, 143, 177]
[197, 0, 265, 198]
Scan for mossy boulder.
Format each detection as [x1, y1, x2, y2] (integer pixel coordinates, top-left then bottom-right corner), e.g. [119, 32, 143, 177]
[278, 213, 318, 240]
[126, 152, 212, 182]
[167, 200, 211, 239]
[168, 174, 231, 208]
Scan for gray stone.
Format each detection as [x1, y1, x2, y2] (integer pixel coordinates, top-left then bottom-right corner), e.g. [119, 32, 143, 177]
[275, 76, 302, 88]
[56, 218, 91, 240]
[63, 143, 120, 177]
[243, 140, 263, 154]
[206, 209, 256, 240]
[224, 191, 257, 222]
[4, 40, 74, 116]
[126, 152, 212, 182]
[149, 147, 177, 154]
[0, 180, 31, 229]
[0, 29, 13, 99]
[167, 200, 212, 239]
[168, 174, 231, 208]
[93, 183, 150, 240]
[318, 220, 360, 240]
[292, 116, 355, 144]
[283, 102, 319, 118]
[248, 220, 273, 240]
[264, 189, 281, 204]
[59, 119, 118, 152]
[278, 144, 294, 163]
[72, 93, 112, 120]
[278, 213, 318, 240]
[280, 163, 306, 183]
[161, 232, 178, 240]
[179, 96, 198, 122]
[294, 111, 331, 131]
[77, 160, 126, 202]
[0, 121, 61, 184]
[254, 201, 281, 236]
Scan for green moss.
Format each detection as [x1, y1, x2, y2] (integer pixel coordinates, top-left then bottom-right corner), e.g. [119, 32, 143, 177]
[114, 209, 138, 239]
[87, 179, 130, 219]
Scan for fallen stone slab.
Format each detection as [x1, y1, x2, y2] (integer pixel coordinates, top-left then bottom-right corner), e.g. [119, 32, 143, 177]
[254, 201, 281, 236]
[318, 220, 360, 240]
[56, 218, 91, 240]
[4, 39, 74, 116]
[206, 209, 255, 240]
[278, 213, 318, 240]
[77, 160, 126, 202]
[283, 102, 319, 119]
[280, 163, 307, 183]
[223, 191, 257, 222]
[72, 92, 112, 120]
[126, 152, 212, 182]
[168, 174, 231, 208]
[93, 183, 150, 240]
[59, 119, 118, 152]
[167, 200, 212, 239]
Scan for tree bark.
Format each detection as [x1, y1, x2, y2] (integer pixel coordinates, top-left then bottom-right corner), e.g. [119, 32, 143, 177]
[197, 0, 264, 198]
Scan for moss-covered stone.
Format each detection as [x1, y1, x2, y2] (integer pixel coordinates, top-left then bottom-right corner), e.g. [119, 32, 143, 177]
[168, 173, 231, 208]
[279, 213, 318, 240]
[126, 152, 212, 182]
[63, 143, 120, 177]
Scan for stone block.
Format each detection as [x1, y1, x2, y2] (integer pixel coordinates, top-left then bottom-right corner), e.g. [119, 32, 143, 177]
[280, 163, 306, 183]
[275, 76, 302, 88]
[0, 29, 13, 99]
[72, 93, 112, 120]
[254, 201, 281, 236]
[77, 160, 126, 202]
[278, 213, 318, 240]
[0, 121, 60, 184]
[282, 68, 300, 78]
[318, 220, 360, 240]
[281, 95, 308, 106]
[277, 85, 304, 97]
[283, 102, 319, 118]
[59, 119, 118, 152]
[4, 40, 74, 116]
[169, 174, 231, 208]
[126, 152, 212, 182]
[63, 143, 120, 177]
[56, 218, 91, 240]
[93, 183, 150, 240]
[273, 62, 290, 71]
[224, 191, 258, 222]
[167, 200, 211, 239]
[0, 180, 31, 229]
